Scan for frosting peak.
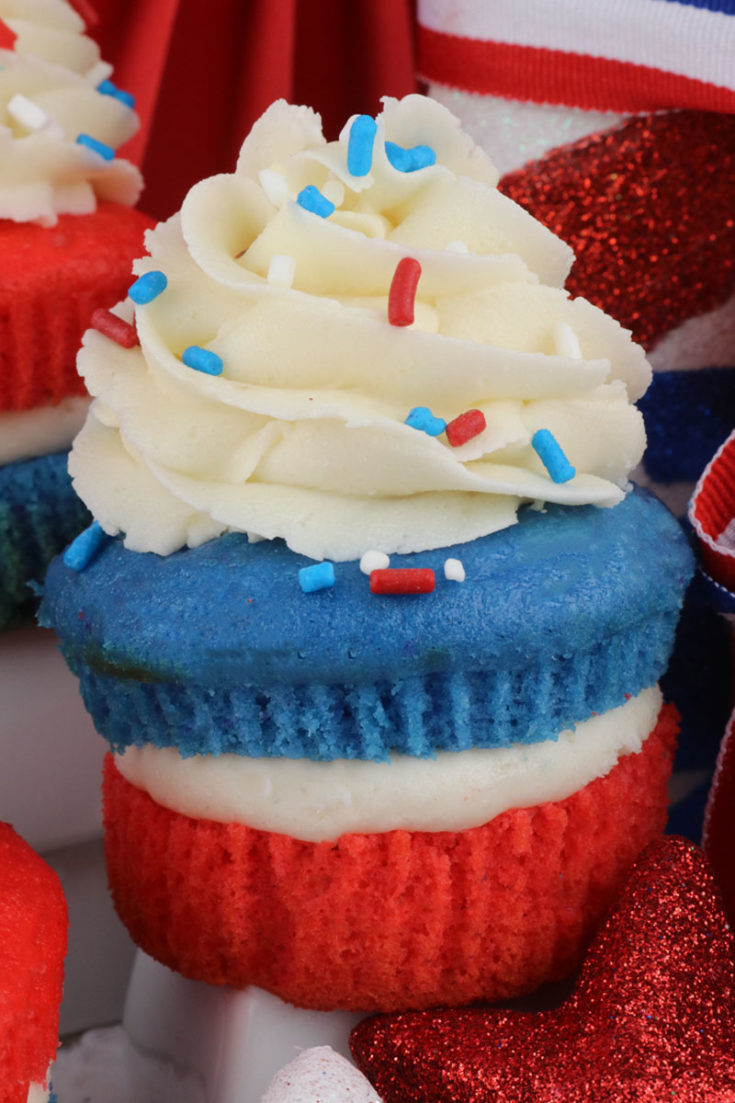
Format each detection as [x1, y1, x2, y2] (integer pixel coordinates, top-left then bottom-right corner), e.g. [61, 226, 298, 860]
[0, 0, 141, 225]
[71, 95, 650, 560]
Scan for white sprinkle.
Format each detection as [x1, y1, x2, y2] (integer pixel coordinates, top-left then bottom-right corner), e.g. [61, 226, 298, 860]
[8, 93, 56, 133]
[267, 254, 296, 288]
[446, 240, 469, 253]
[321, 179, 345, 207]
[87, 60, 113, 85]
[259, 168, 288, 207]
[553, 320, 583, 359]
[444, 557, 466, 582]
[360, 550, 389, 575]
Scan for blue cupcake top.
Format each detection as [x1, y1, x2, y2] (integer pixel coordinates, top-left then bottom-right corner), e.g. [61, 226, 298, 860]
[42, 487, 692, 690]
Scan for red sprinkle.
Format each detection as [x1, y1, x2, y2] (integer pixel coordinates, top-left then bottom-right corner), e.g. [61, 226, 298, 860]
[388, 257, 422, 326]
[370, 568, 435, 595]
[0, 19, 17, 49]
[91, 308, 139, 349]
[446, 408, 487, 447]
[67, 0, 100, 27]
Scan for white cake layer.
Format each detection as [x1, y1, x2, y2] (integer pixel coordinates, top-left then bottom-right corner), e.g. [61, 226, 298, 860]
[115, 686, 661, 842]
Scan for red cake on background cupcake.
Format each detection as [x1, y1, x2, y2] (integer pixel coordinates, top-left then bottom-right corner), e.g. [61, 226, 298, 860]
[0, 0, 154, 629]
[0, 823, 67, 1103]
[41, 93, 694, 1013]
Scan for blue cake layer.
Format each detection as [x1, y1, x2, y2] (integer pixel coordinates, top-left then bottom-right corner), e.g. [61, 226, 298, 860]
[41, 487, 694, 760]
[0, 451, 90, 629]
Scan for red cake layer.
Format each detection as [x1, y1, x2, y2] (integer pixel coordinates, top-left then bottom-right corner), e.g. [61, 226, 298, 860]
[103, 705, 678, 1011]
[0, 201, 153, 413]
[0, 824, 67, 1102]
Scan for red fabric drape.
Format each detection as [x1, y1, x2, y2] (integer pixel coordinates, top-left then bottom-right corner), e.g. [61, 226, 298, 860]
[87, 0, 417, 220]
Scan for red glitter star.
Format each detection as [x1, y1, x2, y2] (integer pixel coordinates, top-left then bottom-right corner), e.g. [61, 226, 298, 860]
[501, 111, 735, 351]
[351, 838, 735, 1102]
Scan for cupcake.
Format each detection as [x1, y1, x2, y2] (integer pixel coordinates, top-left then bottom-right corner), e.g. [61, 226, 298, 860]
[41, 95, 694, 1011]
[0, 0, 154, 629]
[0, 823, 67, 1103]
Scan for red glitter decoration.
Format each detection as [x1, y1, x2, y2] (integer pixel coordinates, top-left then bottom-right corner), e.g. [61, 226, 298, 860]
[500, 111, 735, 351]
[351, 838, 735, 1102]
[0, 19, 16, 49]
[388, 257, 421, 326]
[446, 409, 486, 447]
[704, 713, 735, 938]
[370, 568, 435, 595]
[90, 308, 139, 349]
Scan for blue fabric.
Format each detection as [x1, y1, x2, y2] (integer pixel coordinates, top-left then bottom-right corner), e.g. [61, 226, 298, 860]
[638, 366, 735, 483]
[655, 0, 735, 13]
[42, 487, 694, 760]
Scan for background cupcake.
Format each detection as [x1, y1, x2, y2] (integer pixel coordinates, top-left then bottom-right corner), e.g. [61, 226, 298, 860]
[0, 0, 153, 629]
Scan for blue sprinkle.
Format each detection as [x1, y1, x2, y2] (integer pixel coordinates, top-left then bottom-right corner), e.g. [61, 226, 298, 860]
[96, 78, 136, 109]
[76, 133, 115, 160]
[532, 429, 576, 483]
[63, 521, 108, 572]
[296, 185, 335, 218]
[347, 114, 377, 177]
[405, 406, 447, 437]
[299, 561, 335, 593]
[128, 270, 167, 304]
[182, 345, 223, 376]
[385, 141, 436, 173]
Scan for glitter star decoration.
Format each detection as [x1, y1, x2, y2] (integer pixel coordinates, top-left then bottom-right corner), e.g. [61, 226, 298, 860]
[351, 838, 735, 1102]
[500, 111, 735, 352]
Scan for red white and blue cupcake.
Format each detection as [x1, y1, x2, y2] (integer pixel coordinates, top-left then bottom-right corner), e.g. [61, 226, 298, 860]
[42, 94, 693, 1011]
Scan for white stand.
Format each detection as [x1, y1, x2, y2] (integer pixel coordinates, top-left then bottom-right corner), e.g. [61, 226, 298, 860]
[123, 952, 365, 1103]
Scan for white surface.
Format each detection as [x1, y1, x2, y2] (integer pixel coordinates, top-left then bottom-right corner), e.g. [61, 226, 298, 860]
[0, 625, 105, 852]
[46, 837, 136, 1037]
[122, 953, 363, 1103]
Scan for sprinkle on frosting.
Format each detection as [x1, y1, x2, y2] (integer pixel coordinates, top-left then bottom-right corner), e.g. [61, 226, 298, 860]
[299, 561, 336, 593]
[446, 409, 487, 447]
[91, 308, 139, 349]
[267, 254, 296, 288]
[370, 568, 435, 595]
[96, 79, 135, 109]
[347, 114, 378, 177]
[385, 140, 437, 172]
[554, 320, 583, 359]
[533, 429, 576, 484]
[128, 271, 167, 304]
[297, 185, 335, 218]
[0, 19, 16, 49]
[76, 133, 115, 161]
[360, 550, 390, 575]
[388, 256, 422, 326]
[444, 557, 466, 582]
[405, 406, 447, 437]
[182, 346, 224, 376]
[7, 94, 54, 134]
[63, 521, 108, 572]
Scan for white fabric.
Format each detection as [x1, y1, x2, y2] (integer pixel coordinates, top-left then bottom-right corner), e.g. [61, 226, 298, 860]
[419, 0, 735, 92]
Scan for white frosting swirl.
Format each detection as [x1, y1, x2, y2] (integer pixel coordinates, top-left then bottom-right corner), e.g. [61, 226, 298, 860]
[71, 95, 650, 560]
[0, 0, 141, 225]
[114, 687, 662, 843]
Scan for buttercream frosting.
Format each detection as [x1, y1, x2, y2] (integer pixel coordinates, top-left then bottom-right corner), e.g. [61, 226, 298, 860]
[114, 686, 661, 841]
[70, 95, 649, 561]
[0, 0, 141, 225]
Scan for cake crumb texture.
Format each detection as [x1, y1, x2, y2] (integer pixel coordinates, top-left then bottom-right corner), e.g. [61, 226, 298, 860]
[0, 823, 67, 1103]
[102, 704, 677, 1011]
[0, 202, 153, 412]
